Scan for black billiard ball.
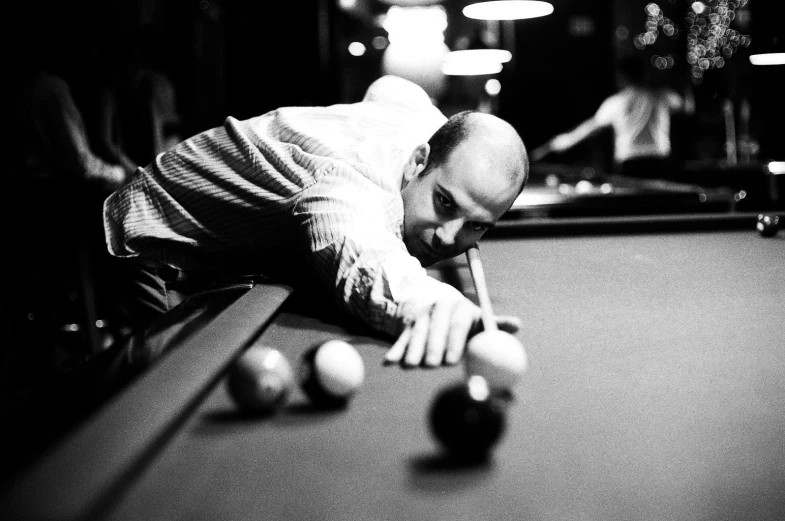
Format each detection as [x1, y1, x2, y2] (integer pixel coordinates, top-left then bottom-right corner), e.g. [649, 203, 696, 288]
[299, 340, 365, 409]
[429, 376, 507, 460]
[757, 214, 780, 237]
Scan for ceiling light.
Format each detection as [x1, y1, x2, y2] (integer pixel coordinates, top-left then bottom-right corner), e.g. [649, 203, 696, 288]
[463, 1, 553, 21]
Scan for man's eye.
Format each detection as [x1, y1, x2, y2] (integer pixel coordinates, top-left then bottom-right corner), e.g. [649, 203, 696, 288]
[469, 222, 487, 232]
[436, 194, 453, 208]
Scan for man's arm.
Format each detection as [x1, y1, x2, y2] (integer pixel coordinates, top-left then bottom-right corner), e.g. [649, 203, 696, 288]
[295, 168, 513, 367]
[531, 115, 606, 162]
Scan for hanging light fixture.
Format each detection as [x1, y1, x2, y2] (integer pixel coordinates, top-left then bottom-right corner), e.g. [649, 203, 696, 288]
[749, 53, 785, 65]
[441, 24, 511, 76]
[443, 0, 552, 76]
[463, 0, 553, 21]
[441, 49, 509, 75]
[748, 0, 785, 65]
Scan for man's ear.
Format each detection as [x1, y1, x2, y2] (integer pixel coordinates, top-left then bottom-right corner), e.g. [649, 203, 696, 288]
[403, 143, 430, 183]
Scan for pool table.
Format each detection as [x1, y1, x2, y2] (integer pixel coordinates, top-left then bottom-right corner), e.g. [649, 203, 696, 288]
[2, 217, 784, 521]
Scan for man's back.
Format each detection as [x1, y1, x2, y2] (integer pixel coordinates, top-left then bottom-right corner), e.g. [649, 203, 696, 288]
[596, 86, 684, 162]
[103, 77, 446, 274]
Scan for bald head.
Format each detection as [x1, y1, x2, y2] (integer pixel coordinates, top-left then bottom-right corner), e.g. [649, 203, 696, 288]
[427, 111, 529, 195]
[399, 111, 529, 265]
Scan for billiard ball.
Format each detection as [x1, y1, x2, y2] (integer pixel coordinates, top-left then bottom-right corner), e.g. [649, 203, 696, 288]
[227, 345, 294, 415]
[757, 214, 780, 237]
[429, 376, 507, 460]
[465, 330, 528, 391]
[299, 340, 365, 408]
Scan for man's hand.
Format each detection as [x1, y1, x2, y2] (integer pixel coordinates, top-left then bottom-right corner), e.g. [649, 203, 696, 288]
[384, 295, 521, 368]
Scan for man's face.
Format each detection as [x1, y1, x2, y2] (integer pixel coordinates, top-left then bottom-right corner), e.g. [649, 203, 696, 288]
[400, 140, 519, 266]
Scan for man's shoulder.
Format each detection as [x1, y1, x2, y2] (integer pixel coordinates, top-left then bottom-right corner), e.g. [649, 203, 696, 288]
[595, 90, 627, 121]
[363, 76, 432, 105]
[363, 76, 445, 122]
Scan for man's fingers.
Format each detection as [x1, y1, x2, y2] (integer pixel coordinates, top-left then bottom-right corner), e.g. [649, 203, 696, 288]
[403, 312, 430, 367]
[423, 300, 454, 367]
[441, 303, 478, 365]
[386, 302, 518, 368]
[384, 326, 411, 365]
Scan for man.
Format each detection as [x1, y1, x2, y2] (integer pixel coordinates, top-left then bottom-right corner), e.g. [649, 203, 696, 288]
[104, 75, 528, 368]
[531, 56, 693, 179]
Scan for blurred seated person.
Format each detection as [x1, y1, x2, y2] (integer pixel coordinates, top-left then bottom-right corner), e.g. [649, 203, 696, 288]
[9, 68, 127, 192]
[93, 47, 182, 177]
[532, 55, 694, 180]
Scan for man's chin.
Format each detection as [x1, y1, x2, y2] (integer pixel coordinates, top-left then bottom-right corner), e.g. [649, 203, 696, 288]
[406, 239, 450, 266]
[419, 250, 454, 267]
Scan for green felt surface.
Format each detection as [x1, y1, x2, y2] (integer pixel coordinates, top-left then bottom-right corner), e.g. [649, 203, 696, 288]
[101, 230, 785, 521]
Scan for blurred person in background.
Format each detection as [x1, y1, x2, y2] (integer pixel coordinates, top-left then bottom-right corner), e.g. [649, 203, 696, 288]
[91, 31, 183, 178]
[532, 55, 694, 180]
[6, 12, 127, 191]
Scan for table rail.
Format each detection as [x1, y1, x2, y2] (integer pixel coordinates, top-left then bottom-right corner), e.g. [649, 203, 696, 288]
[0, 284, 293, 521]
[493, 211, 784, 237]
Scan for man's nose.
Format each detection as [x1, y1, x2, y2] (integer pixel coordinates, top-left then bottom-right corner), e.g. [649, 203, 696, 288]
[435, 219, 463, 246]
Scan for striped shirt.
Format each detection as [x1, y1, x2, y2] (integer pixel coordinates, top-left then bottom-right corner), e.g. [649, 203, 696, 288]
[104, 76, 459, 335]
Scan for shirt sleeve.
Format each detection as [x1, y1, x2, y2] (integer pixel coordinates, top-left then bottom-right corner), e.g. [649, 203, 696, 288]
[294, 165, 464, 336]
[594, 93, 620, 127]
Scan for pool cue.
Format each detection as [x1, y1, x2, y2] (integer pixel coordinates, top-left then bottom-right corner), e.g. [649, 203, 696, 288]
[465, 244, 498, 332]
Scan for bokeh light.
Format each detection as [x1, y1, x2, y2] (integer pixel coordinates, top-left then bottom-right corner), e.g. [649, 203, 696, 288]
[636, 1, 750, 82]
[382, 5, 448, 45]
[485, 79, 502, 96]
[382, 6, 449, 98]
[348, 42, 366, 57]
[371, 36, 389, 50]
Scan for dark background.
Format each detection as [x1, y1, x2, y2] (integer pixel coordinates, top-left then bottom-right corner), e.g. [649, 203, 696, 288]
[4, 0, 781, 163]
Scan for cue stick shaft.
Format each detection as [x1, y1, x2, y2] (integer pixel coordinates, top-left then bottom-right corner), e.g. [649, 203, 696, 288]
[466, 244, 498, 332]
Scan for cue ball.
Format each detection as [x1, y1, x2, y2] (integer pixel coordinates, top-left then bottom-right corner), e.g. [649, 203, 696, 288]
[757, 214, 780, 237]
[299, 340, 365, 408]
[227, 345, 294, 414]
[429, 376, 506, 459]
[465, 330, 528, 390]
